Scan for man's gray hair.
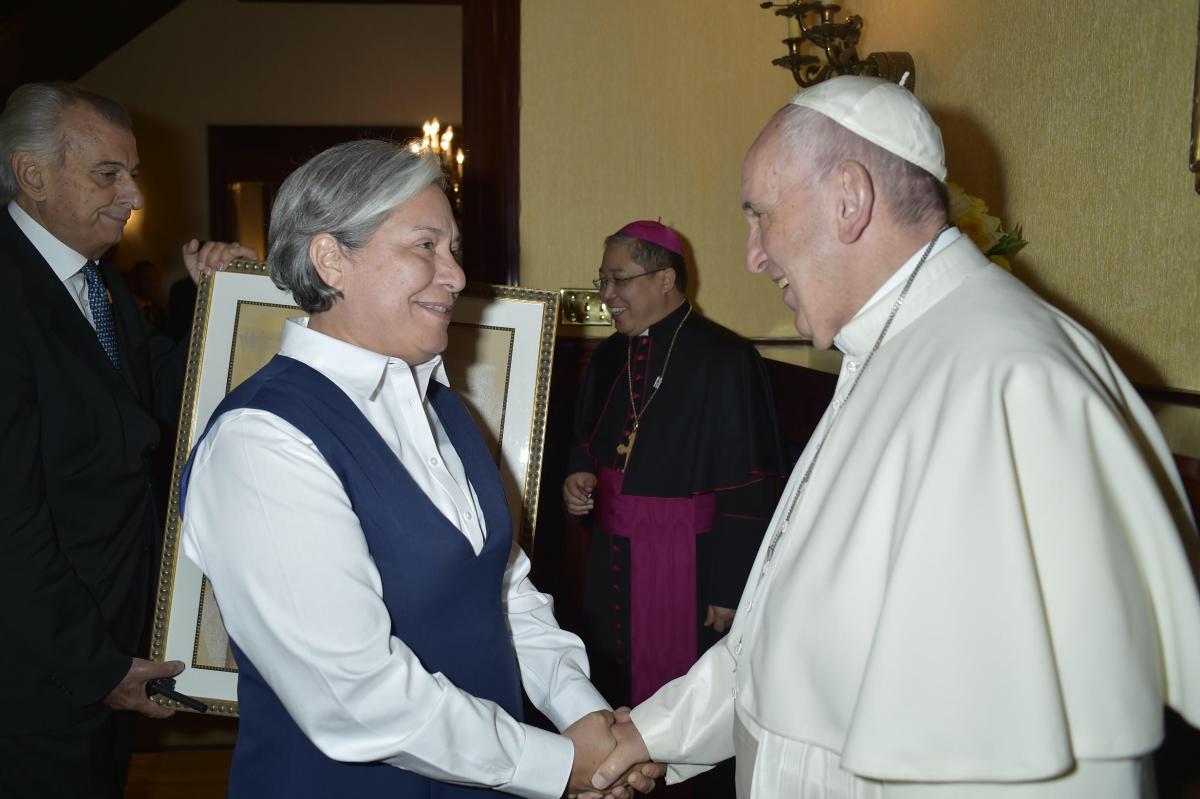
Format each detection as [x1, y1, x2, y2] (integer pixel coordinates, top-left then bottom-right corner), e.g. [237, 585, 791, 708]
[0, 83, 132, 203]
[776, 105, 948, 228]
[268, 139, 445, 313]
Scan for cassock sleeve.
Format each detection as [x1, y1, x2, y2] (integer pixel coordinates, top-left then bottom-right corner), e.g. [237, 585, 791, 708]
[706, 478, 776, 610]
[567, 351, 603, 477]
[700, 344, 782, 610]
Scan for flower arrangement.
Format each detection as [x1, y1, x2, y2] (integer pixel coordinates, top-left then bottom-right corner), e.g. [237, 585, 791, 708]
[946, 181, 1027, 271]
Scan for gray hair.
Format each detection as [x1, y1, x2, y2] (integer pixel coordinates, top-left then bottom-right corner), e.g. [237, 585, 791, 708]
[0, 83, 132, 203]
[603, 234, 688, 293]
[267, 139, 445, 313]
[775, 105, 948, 228]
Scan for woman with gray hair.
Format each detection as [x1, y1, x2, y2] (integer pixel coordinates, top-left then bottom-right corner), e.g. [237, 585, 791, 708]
[179, 140, 660, 798]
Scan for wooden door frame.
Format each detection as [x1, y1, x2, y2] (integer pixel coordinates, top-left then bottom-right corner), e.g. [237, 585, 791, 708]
[207, 0, 519, 285]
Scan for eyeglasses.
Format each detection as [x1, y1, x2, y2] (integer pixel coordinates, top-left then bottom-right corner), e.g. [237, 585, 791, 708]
[592, 268, 665, 291]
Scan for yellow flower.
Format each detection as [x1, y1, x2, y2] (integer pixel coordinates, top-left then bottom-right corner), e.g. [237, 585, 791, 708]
[946, 181, 989, 221]
[946, 181, 972, 221]
[954, 209, 1002, 253]
[947, 180, 1027, 268]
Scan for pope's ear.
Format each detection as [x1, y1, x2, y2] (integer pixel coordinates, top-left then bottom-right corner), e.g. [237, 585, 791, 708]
[308, 233, 346, 292]
[12, 152, 47, 200]
[835, 159, 874, 244]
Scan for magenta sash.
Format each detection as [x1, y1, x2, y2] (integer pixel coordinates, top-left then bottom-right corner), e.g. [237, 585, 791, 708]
[596, 466, 716, 704]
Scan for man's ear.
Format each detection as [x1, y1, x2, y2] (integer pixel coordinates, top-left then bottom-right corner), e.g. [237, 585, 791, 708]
[308, 233, 346, 292]
[657, 265, 679, 295]
[835, 160, 874, 244]
[12, 153, 47, 201]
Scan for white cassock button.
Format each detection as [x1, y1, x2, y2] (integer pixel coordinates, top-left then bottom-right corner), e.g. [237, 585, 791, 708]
[846, 360, 859, 373]
[734, 642, 743, 656]
[463, 511, 474, 522]
[429, 456, 440, 466]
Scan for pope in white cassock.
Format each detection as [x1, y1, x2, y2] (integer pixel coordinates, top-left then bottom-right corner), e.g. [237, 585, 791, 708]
[586, 76, 1200, 799]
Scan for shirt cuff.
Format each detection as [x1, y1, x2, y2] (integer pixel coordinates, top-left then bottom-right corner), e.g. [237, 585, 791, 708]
[501, 724, 574, 799]
[629, 704, 713, 786]
[541, 680, 611, 731]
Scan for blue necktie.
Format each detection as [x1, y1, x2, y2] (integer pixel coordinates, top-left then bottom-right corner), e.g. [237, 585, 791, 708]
[82, 262, 121, 371]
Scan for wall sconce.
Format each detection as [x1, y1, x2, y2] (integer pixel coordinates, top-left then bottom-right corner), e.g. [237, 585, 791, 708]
[760, 2, 915, 90]
[558, 288, 611, 326]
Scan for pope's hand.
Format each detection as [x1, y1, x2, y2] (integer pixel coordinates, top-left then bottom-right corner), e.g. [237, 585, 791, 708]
[590, 708, 659, 794]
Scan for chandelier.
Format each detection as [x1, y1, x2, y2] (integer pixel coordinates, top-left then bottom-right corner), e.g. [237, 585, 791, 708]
[411, 118, 464, 214]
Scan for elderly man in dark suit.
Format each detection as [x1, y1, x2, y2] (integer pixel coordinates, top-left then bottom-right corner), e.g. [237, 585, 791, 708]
[0, 82, 253, 798]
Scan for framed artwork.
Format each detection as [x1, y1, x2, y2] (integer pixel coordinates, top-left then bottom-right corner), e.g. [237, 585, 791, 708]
[151, 261, 558, 714]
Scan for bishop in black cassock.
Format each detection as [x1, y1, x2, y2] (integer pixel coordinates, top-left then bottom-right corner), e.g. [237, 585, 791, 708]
[564, 221, 783, 716]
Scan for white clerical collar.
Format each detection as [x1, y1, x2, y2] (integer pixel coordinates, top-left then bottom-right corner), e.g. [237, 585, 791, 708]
[279, 316, 449, 402]
[7, 200, 92, 278]
[833, 227, 961, 356]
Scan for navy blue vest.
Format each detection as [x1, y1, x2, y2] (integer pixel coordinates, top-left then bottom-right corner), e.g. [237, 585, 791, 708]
[181, 355, 523, 797]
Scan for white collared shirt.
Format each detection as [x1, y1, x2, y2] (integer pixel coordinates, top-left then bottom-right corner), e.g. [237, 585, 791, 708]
[181, 318, 607, 798]
[7, 200, 98, 328]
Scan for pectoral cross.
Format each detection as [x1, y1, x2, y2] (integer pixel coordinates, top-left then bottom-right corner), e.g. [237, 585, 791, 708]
[615, 423, 638, 471]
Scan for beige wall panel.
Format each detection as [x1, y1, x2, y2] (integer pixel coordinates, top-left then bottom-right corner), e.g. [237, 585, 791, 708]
[521, 0, 801, 340]
[522, 0, 1199, 451]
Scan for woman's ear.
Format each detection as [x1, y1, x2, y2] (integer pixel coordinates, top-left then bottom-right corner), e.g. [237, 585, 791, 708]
[308, 234, 345, 292]
[835, 160, 874, 244]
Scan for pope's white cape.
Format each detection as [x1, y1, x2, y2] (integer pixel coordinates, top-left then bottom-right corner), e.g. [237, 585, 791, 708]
[631, 235, 1200, 785]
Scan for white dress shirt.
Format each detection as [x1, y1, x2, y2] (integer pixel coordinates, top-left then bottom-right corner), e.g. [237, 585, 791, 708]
[182, 317, 608, 799]
[7, 200, 98, 328]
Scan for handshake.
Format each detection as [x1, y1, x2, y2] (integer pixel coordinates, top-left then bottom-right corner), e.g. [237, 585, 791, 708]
[562, 708, 665, 798]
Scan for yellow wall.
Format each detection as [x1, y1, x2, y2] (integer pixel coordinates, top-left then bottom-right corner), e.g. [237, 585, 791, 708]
[76, 0, 461, 282]
[521, 0, 1200, 454]
[521, 0, 798, 338]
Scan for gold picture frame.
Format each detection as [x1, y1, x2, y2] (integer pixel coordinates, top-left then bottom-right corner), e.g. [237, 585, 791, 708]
[150, 261, 559, 714]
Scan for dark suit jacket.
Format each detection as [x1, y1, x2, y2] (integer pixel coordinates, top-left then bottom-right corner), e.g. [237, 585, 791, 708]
[0, 210, 186, 734]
